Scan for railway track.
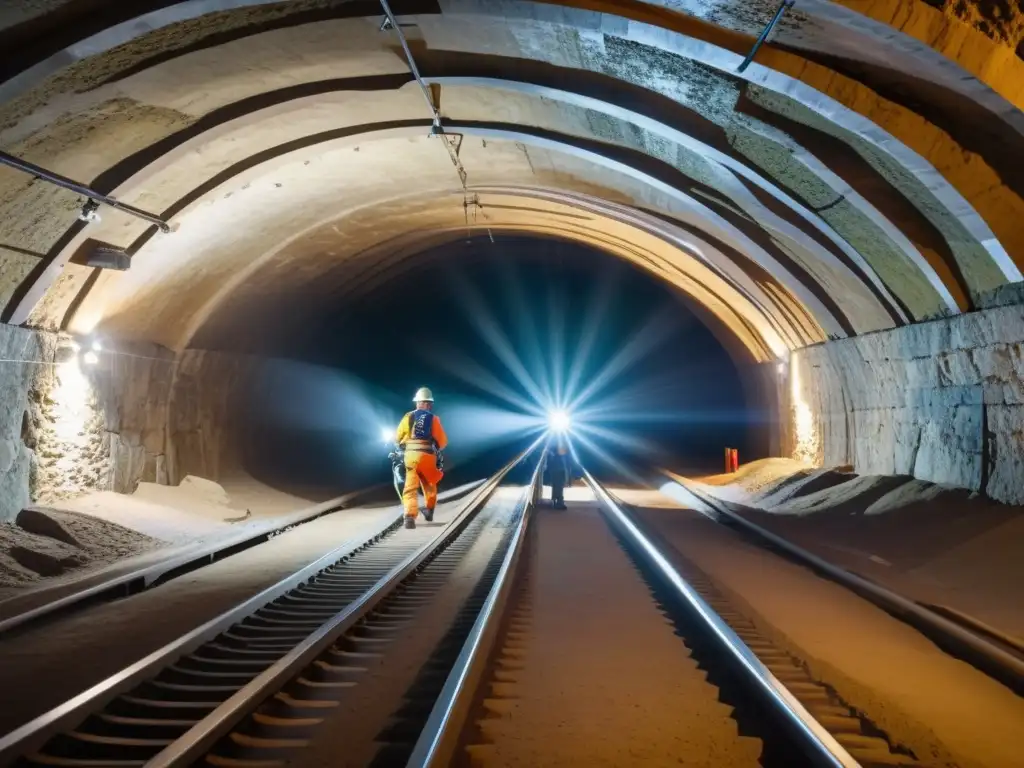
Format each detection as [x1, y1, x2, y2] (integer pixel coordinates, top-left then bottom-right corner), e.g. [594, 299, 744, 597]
[660, 473, 1024, 696]
[0, 450, 954, 768]
[0, 443, 543, 768]
[405, 472, 946, 768]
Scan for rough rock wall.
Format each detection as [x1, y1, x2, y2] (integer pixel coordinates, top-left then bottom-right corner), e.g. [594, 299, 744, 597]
[0, 321, 265, 520]
[943, 0, 1024, 52]
[33, 336, 110, 503]
[30, 336, 177, 506]
[0, 324, 54, 522]
[792, 294, 1024, 504]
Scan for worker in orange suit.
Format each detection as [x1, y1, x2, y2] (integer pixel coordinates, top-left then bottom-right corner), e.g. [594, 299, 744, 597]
[395, 387, 448, 529]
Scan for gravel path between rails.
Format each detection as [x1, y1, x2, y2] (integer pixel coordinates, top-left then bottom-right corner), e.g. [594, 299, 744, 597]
[465, 487, 763, 767]
[625, 490, 1024, 768]
[0, 498, 448, 737]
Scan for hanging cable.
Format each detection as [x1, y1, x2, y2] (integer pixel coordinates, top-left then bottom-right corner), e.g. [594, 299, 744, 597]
[378, 0, 468, 187]
[737, 0, 795, 73]
[0, 150, 172, 232]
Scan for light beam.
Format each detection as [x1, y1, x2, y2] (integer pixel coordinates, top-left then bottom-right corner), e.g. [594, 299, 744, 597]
[548, 409, 571, 433]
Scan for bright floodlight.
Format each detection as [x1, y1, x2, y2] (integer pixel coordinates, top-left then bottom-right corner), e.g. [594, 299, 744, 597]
[91, 339, 103, 352]
[82, 350, 99, 366]
[381, 427, 393, 444]
[548, 409, 571, 433]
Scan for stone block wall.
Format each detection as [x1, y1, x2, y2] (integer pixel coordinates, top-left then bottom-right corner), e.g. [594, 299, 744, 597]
[791, 299, 1024, 504]
[165, 350, 257, 485]
[89, 341, 176, 493]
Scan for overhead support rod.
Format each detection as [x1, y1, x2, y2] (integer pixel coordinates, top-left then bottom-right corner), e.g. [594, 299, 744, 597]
[378, 0, 468, 188]
[0, 150, 171, 233]
[737, 0, 795, 73]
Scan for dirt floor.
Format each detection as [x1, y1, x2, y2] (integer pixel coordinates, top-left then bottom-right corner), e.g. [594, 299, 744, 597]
[678, 459, 1024, 641]
[463, 486, 764, 767]
[58, 474, 316, 543]
[0, 474, 343, 602]
[618, 487, 1024, 768]
[0, 507, 161, 595]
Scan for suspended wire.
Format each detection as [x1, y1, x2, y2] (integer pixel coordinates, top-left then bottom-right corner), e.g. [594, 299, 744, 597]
[0, 349, 177, 366]
[378, 0, 468, 188]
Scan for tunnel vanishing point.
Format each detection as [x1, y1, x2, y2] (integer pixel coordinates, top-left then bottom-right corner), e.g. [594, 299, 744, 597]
[0, 0, 1022, 521]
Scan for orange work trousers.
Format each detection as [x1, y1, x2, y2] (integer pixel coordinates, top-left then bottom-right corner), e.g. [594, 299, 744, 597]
[403, 450, 443, 519]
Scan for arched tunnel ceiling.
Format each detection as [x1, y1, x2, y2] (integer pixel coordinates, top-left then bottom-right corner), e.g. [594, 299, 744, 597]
[0, 0, 1021, 364]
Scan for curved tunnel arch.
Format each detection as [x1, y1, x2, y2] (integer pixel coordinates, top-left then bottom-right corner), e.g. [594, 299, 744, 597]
[0, 0, 1020, 496]
[44, 123, 844, 356]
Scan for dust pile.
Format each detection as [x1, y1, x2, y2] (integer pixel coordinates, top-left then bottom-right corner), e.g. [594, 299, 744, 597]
[0, 474, 321, 601]
[688, 460, 1024, 639]
[58, 475, 265, 545]
[0, 507, 161, 596]
[691, 457, 810, 501]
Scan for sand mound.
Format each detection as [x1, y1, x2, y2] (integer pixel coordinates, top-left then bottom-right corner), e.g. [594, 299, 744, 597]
[0, 507, 160, 592]
[695, 458, 809, 502]
[134, 475, 234, 509]
[771, 475, 913, 517]
[746, 468, 813, 502]
[755, 468, 857, 508]
[58, 475, 257, 544]
[864, 479, 976, 517]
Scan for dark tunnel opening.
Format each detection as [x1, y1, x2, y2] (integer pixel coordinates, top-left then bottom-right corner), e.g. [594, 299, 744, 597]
[193, 236, 770, 498]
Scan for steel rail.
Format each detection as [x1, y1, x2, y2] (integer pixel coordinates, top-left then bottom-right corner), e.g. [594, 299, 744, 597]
[0, 528, 382, 765]
[143, 436, 543, 768]
[663, 475, 1024, 695]
[584, 469, 860, 768]
[0, 467, 514, 766]
[403, 444, 546, 767]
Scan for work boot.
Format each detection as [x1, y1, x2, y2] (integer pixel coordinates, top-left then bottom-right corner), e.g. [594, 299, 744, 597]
[423, 507, 434, 523]
[404, 517, 416, 530]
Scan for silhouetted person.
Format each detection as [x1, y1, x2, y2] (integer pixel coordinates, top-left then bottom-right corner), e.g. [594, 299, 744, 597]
[543, 441, 570, 509]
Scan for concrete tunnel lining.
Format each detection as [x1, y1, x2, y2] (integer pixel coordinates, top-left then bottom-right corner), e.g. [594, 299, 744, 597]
[195, 225, 781, 370]
[77, 170, 804, 359]
[188, 204, 791, 361]
[2, 3, 1015, 321]
[9, 110, 867, 344]
[4, 86, 917, 349]
[0, 12, 1007, 352]
[181, 210, 789, 361]
[9, 93, 854, 356]
[18, 75, 914, 335]
[3, 0, 1020, 132]
[428, 76, 914, 321]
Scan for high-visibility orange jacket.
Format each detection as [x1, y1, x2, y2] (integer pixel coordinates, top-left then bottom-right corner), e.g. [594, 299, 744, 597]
[396, 409, 448, 452]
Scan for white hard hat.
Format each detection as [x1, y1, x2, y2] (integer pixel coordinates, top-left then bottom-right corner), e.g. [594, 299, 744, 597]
[413, 387, 434, 403]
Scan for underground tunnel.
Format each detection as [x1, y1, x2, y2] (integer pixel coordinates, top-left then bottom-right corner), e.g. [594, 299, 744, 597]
[197, 235, 763, 498]
[0, 1, 1023, 766]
